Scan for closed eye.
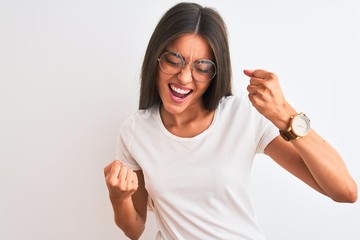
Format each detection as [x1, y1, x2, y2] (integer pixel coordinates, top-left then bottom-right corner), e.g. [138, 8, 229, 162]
[195, 60, 215, 75]
[162, 52, 184, 67]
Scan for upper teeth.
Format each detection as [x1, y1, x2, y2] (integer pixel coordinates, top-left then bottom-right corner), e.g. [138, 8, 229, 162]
[170, 85, 191, 95]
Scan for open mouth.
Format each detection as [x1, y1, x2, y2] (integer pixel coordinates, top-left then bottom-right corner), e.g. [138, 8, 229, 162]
[169, 84, 193, 99]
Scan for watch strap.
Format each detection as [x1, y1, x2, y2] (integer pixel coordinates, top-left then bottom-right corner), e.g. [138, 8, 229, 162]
[279, 129, 299, 141]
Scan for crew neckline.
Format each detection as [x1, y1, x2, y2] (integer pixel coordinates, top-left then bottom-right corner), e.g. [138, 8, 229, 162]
[156, 104, 220, 142]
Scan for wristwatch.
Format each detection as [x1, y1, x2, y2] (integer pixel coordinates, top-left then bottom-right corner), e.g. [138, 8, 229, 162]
[279, 113, 311, 141]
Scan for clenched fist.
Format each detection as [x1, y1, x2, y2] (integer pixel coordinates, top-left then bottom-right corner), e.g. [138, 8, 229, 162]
[244, 69, 297, 130]
[104, 160, 139, 202]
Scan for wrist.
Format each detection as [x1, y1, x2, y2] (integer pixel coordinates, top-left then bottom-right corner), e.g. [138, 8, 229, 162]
[272, 105, 297, 130]
[109, 193, 132, 205]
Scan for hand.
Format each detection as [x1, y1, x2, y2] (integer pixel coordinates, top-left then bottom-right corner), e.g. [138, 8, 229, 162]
[104, 160, 139, 202]
[244, 69, 296, 130]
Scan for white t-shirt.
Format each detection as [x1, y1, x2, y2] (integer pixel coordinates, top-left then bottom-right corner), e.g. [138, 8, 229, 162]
[116, 93, 278, 240]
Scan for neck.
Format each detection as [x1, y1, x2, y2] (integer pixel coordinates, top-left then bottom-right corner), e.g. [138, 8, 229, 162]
[159, 104, 215, 138]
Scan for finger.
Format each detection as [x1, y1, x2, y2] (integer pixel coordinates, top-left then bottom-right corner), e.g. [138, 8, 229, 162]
[107, 162, 122, 186]
[104, 164, 111, 177]
[248, 92, 263, 106]
[126, 168, 133, 181]
[130, 172, 139, 192]
[247, 84, 258, 94]
[248, 92, 257, 105]
[252, 69, 277, 80]
[247, 85, 263, 95]
[104, 160, 121, 177]
[111, 160, 122, 176]
[248, 92, 255, 102]
[118, 164, 129, 183]
[126, 169, 135, 190]
[132, 171, 139, 186]
[243, 69, 253, 77]
[249, 77, 266, 86]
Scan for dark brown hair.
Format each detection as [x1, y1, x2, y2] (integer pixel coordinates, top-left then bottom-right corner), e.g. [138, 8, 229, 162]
[139, 2, 232, 110]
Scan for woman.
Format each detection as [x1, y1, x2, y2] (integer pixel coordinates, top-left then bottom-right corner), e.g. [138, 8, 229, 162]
[104, 2, 357, 239]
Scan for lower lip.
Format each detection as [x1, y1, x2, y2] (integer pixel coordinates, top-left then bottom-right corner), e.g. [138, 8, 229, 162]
[169, 89, 190, 104]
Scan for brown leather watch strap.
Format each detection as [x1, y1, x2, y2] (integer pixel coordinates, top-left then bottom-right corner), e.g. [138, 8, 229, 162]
[279, 130, 298, 141]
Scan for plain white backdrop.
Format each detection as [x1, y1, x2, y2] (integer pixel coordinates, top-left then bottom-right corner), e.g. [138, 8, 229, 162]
[1, 0, 359, 239]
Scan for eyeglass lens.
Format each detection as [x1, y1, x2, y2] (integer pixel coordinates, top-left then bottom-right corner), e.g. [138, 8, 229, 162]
[158, 51, 216, 82]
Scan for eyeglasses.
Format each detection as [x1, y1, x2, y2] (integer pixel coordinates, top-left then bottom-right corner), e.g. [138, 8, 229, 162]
[157, 51, 216, 82]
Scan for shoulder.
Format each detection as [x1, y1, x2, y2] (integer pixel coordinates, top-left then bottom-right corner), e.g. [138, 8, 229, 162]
[218, 92, 272, 126]
[119, 106, 159, 136]
[218, 92, 253, 115]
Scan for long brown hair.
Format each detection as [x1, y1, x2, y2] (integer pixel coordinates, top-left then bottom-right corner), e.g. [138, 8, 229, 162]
[139, 2, 232, 111]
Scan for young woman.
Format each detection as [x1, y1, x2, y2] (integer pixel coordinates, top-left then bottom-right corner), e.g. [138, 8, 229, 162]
[104, 3, 357, 239]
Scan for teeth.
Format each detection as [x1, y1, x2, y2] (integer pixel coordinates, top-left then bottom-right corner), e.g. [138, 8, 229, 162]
[170, 85, 191, 95]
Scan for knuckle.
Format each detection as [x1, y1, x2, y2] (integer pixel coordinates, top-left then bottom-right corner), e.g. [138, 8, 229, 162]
[246, 85, 252, 92]
[252, 69, 261, 76]
[267, 72, 277, 80]
[119, 181, 128, 190]
[254, 88, 263, 96]
[113, 160, 121, 166]
[107, 179, 117, 187]
[262, 81, 270, 90]
[120, 164, 128, 171]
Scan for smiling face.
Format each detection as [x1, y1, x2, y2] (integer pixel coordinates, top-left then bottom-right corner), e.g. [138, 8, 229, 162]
[157, 33, 214, 116]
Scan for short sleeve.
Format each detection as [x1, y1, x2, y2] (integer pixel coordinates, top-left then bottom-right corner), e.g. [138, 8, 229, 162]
[115, 116, 142, 171]
[256, 120, 279, 154]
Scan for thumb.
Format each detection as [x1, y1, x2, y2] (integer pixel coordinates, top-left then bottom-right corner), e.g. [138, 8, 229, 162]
[243, 69, 253, 77]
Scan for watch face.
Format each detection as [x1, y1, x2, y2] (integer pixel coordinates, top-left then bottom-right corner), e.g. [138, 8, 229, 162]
[292, 114, 311, 137]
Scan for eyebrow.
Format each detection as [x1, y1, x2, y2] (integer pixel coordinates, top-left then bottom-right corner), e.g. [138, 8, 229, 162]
[163, 49, 213, 62]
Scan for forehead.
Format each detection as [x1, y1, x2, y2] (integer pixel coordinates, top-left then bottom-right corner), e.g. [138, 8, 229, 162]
[166, 33, 213, 59]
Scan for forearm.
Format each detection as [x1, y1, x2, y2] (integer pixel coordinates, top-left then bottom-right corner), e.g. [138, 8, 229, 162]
[291, 130, 357, 202]
[110, 196, 145, 239]
[269, 104, 357, 202]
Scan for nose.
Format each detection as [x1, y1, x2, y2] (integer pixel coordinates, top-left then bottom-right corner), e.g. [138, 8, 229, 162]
[177, 64, 193, 84]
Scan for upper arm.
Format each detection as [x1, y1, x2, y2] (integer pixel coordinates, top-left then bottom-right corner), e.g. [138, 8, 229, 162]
[264, 136, 326, 195]
[132, 170, 148, 223]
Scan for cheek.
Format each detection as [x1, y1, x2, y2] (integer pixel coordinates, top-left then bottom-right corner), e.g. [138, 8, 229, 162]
[156, 71, 165, 89]
[155, 72, 160, 89]
[197, 82, 211, 95]
[156, 72, 171, 97]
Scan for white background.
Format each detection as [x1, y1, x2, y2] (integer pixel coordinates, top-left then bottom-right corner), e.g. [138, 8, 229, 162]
[1, 0, 359, 239]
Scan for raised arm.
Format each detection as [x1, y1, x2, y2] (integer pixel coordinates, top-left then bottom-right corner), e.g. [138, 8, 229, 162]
[104, 160, 148, 239]
[245, 69, 357, 203]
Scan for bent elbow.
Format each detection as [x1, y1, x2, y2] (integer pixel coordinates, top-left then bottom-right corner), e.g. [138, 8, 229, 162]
[346, 185, 358, 203]
[123, 224, 145, 240]
[115, 220, 145, 240]
[332, 181, 358, 203]
[125, 231, 143, 240]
